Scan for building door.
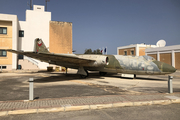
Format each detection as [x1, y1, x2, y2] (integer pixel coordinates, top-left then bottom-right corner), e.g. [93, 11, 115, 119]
[160, 53, 172, 65]
[147, 54, 157, 60]
[175, 52, 180, 69]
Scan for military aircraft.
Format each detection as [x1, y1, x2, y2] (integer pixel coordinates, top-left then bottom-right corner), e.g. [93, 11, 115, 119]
[4, 38, 176, 78]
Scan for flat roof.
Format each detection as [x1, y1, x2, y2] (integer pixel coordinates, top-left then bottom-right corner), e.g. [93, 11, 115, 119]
[145, 44, 180, 53]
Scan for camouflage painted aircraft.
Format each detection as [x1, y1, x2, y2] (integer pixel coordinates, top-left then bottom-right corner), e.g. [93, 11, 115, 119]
[5, 38, 176, 78]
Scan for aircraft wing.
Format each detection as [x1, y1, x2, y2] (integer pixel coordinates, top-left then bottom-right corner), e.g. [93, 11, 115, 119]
[6, 49, 95, 64]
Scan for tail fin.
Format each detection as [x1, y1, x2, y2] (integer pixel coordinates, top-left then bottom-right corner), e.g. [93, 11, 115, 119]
[34, 38, 50, 53]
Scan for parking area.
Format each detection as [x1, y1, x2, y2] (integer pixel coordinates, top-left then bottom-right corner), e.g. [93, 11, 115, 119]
[0, 70, 180, 101]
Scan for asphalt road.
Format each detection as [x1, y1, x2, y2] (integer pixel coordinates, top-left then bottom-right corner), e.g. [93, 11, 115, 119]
[0, 71, 180, 101]
[1, 104, 180, 120]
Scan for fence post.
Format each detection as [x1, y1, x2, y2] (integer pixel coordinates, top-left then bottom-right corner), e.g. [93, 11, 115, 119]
[168, 76, 173, 93]
[29, 78, 34, 100]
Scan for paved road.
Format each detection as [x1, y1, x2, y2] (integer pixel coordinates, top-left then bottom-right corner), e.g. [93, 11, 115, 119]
[1, 104, 180, 120]
[0, 71, 180, 101]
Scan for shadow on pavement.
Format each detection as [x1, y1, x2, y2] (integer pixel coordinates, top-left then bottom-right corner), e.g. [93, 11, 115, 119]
[33, 72, 169, 83]
[34, 73, 104, 83]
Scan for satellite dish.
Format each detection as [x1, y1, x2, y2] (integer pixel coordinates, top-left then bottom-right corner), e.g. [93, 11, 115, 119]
[156, 40, 166, 47]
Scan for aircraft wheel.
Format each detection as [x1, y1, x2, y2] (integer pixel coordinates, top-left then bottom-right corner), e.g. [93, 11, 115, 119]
[99, 72, 107, 76]
[85, 70, 89, 77]
[80, 75, 87, 78]
[80, 70, 89, 78]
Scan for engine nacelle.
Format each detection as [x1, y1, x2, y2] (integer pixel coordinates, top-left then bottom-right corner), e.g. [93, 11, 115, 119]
[87, 56, 109, 67]
[78, 55, 109, 67]
[95, 56, 109, 66]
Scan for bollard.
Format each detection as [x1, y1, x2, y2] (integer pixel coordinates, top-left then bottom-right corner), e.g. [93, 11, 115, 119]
[168, 76, 173, 93]
[29, 78, 34, 101]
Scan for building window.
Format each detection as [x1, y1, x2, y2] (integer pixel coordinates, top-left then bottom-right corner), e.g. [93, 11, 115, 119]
[18, 54, 24, 59]
[19, 30, 24, 37]
[0, 50, 7, 57]
[131, 50, 134, 55]
[124, 51, 127, 55]
[0, 66, 7, 69]
[0, 27, 7, 34]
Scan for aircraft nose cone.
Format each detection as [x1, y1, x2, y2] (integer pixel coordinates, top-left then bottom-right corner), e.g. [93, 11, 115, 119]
[153, 61, 176, 74]
[162, 63, 176, 73]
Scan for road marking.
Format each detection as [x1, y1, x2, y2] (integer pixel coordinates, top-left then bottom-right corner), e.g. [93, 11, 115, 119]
[165, 96, 180, 99]
[99, 110, 114, 120]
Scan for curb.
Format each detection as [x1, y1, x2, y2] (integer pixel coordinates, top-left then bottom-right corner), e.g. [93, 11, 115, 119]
[0, 99, 180, 116]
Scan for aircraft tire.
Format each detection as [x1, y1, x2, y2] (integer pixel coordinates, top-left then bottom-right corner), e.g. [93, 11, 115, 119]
[80, 75, 87, 78]
[80, 70, 89, 78]
[99, 72, 107, 76]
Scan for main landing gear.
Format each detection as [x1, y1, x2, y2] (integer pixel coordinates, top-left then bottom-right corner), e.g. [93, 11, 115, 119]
[80, 70, 89, 78]
[77, 66, 107, 78]
[77, 66, 89, 78]
[99, 72, 107, 76]
[80, 71, 107, 78]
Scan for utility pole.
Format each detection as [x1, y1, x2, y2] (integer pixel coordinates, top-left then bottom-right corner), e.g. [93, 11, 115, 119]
[27, 0, 33, 10]
[45, 0, 50, 11]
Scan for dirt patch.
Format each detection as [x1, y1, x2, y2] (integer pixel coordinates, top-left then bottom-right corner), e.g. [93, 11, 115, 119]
[87, 83, 141, 95]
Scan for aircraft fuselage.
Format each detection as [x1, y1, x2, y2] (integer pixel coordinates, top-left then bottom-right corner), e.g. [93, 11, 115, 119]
[53, 54, 176, 76]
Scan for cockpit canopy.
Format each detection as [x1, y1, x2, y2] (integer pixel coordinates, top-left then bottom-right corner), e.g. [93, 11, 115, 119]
[143, 55, 155, 61]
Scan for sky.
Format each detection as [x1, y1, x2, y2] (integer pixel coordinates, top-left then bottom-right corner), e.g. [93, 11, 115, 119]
[0, 0, 180, 54]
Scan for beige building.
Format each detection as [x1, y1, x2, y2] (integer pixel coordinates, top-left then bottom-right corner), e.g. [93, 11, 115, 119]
[145, 45, 180, 69]
[0, 14, 18, 70]
[0, 5, 72, 70]
[117, 44, 157, 56]
[49, 21, 72, 54]
[0, 21, 13, 70]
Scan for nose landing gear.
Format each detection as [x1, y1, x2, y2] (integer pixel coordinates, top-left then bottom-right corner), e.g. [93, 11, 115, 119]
[99, 72, 107, 76]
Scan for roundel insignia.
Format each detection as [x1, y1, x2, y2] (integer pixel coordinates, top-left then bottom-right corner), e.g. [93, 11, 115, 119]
[38, 40, 42, 46]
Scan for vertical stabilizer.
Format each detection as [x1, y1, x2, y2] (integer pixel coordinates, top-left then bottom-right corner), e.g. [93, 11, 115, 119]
[34, 38, 50, 53]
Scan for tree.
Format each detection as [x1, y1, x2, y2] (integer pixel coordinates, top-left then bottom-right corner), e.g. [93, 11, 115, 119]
[84, 49, 102, 54]
[84, 49, 92, 54]
[96, 49, 102, 54]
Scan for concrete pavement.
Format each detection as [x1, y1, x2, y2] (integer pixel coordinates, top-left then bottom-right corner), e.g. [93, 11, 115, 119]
[0, 92, 180, 116]
[1, 69, 180, 77]
[0, 69, 180, 116]
[169, 70, 180, 78]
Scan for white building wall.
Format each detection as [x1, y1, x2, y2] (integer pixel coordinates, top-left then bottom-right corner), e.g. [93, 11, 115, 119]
[18, 21, 26, 50]
[19, 5, 51, 69]
[135, 45, 139, 56]
[117, 44, 158, 56]
[12, 16, 18, 69]
[145, 45, 180, 67]
[20, 5, 51, 51]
